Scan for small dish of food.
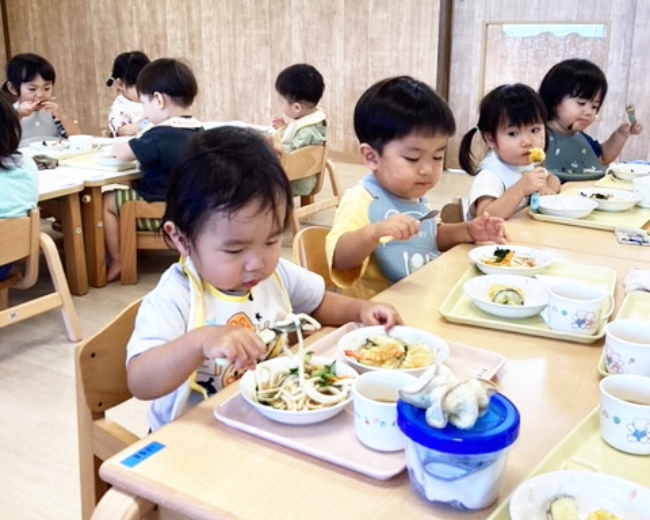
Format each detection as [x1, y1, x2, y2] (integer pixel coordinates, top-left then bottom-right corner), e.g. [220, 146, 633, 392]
[607, 162, 650, 182]
[337, 325, 449, 376]
[239, 354, 358, 425]
[579, 188, 641, 212]
[538, 195, 598, 219]
[469, 245, 552, 277]
[509, 470, 650, 520]
[463, 274, 549, 319]
[29, 139, 68, 152]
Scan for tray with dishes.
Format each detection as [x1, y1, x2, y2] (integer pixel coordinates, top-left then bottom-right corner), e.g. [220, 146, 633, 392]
[594, 174, 633, 191]
[58, 151, 138, 172]
[486, 407, 650, 520]
[440, 256, 617, 344]
[530, 187, 650, 230]
[597, 291, 650, 376]
[213, 322, 506, 480]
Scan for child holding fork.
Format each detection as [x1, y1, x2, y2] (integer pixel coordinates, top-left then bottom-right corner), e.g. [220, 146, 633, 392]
[326, 76, 507, 300]
[539, 58, 643, 178]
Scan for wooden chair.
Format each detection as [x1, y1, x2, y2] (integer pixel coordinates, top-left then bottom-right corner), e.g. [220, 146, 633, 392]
[280, 145, 341, 233]
[0, 208, 81, 342]
[292, 226, 336, 290]
[439, 196, 465, 224]
[119, 201, 169, 285]
[75, 298, 157, 520]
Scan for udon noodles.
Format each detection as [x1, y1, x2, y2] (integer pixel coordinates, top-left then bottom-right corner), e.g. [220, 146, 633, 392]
[253, 315, 353, 411]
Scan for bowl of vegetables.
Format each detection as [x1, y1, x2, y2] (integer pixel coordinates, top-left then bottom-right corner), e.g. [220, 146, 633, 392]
[469, 245, 552, 277]
[579, 188, 641, 212]
[239, 353, 358, 425]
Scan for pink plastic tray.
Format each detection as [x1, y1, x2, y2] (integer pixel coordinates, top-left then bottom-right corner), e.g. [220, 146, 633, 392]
[213, 323, 506, 480]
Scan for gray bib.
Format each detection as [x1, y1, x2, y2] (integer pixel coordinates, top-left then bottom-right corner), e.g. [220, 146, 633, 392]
[545, 129, 604, 177]
[362, 175, 439, 283]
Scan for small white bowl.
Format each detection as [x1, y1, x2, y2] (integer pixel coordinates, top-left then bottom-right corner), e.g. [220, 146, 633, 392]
[239, 355, 358, 425]
[337, 325, 449, 376]
[579, 188, 641, 212]
[509, 470, 650, 520]
[608, 162, 650, 181]
[463, 274, 549, 319]
[29, 140, 68, 151]
[469, 245, 552, 277]
[538, 195, 598, 219]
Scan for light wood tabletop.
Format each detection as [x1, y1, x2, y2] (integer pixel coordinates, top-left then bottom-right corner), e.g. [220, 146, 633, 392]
[38, 172, 88, 295]
[97, 244, 642, 520]
[507, 180, 650, 263]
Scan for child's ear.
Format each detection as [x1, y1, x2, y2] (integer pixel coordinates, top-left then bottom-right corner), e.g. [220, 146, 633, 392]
[359, 143, 380, 171]
[163, 221, 191, 257]
[6, 81, 18, 96]
[153, 92, 166, 108]
[483, 133, 495, 149]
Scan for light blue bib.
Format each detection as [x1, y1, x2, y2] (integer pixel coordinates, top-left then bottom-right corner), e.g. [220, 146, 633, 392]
[362, 175, 439, 283]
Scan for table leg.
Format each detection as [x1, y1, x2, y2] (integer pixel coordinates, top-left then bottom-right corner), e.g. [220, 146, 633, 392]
[59, 193, 89, 295]
[81, 186, 107, 288]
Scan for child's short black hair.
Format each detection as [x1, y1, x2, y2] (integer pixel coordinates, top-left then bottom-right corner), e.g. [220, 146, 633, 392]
[354, 76, 456, 154]
[275, 64, 325, 105]
[106, 51, 150, 88]
[162, 127, 293, 245]
[2, 53, 56, 97]
[137, 58, 198, 108]
[539, 58, 608, 119]
[459, 83, 547, 175]
[0, 93, 21, 169]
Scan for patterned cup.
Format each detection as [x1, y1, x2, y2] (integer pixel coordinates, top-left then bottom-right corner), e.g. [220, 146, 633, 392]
[547, 281, 614, 335]
[352, 371, 417, 452]
[599, 374, 650, 455]
[605, 319, 650, 377]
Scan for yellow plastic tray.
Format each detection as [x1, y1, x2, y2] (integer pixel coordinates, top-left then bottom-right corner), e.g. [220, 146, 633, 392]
[594, 174, 633, 191]
[530, 187, 650, 230]
[486, 407, 650, 519]
[597, 291, 650, 376]
[59, 151, 137, 172]
[439, 263, 616, 344]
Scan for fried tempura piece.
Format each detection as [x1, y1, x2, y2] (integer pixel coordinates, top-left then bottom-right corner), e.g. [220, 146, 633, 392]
[529, 147, 546, 165]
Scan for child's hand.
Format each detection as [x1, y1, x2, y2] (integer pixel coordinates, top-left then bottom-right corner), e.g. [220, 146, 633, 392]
[467, 212, 508, 244]
[200, 326, 267, 371]
[38, 100, 62, 118]
[118, 121, 141, 136]
[373, 214, 420, 244]
[519, 167, 548, 196]
[272, 115, 285, 130]
[16, 100, 39, 118]
[617, 121, 643, 137]
[359, 301, 403, 331]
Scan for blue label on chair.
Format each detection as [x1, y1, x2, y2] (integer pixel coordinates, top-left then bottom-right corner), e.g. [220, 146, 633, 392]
[120, 441, 165, 468]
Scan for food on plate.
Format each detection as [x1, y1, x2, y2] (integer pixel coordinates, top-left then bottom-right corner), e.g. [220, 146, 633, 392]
[587, 510, 621, 520]
[529, 147, 546, 165]
[344, 335, 434, 369]
[488, 285, 525, 306]
[581, 191, 613, 200]
[546, 495, 578, 520]
[480, 247, 537, 268]
[253, 352, 353, 411]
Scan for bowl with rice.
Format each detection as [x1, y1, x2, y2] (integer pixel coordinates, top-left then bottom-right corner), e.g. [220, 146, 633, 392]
[337, 325, 449, 376]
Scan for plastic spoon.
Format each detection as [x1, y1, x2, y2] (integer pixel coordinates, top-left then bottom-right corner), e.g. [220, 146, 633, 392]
[379, 209, 440, 245]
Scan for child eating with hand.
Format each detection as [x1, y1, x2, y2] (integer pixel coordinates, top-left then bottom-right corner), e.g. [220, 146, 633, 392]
[126, 126, 402, 431]
[326, 76, 508, 299]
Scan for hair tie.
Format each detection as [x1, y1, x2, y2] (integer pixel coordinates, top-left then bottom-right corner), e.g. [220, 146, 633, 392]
[106, 77, 115, 87]
[474, 125, 480, 132]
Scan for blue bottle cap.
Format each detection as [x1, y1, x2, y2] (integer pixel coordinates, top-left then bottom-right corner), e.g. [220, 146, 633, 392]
[397, 393, 520, 455]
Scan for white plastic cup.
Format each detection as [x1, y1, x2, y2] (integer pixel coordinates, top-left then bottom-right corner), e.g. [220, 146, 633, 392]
[68, 134, 95, 152]
[352, 371, 417, 452]
[547, 281, 614, 335]
[633, 175, 650, 208]
[605, 319, 650, 376]
[599, 374, 650, 455]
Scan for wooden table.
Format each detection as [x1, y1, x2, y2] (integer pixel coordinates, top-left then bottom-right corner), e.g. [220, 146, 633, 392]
[95, 244, 640, 520]
[52, 166, 142, 288]
[38, 172, 88, 295]
[507, 180, 650, 263]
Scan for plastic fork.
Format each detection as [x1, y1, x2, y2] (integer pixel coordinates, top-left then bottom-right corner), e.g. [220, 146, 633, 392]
[379, 209, 440, 245]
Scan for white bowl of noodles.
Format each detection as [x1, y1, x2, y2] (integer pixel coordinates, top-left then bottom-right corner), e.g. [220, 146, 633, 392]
[337, 325, 449, 376]
[469, 245, 552, 277]
[239, 354, 358, 425]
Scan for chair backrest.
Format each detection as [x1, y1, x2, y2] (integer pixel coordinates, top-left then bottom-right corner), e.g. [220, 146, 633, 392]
[75, 298, 145, 520]
[120, 200, 170, 285]
[439, 196, 465, 224]
[281, 145, 328, 183]
[0, 209, 81, 341]
[292, 226, 335, 290]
